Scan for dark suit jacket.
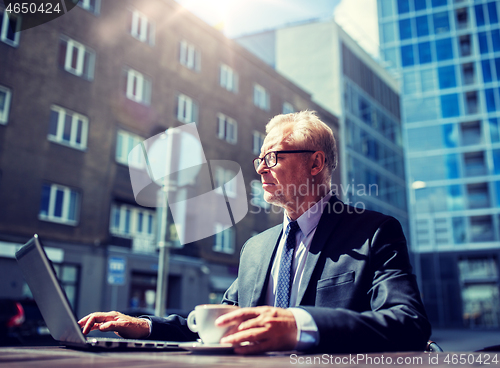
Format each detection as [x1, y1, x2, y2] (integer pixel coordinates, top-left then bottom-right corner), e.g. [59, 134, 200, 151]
[148, 196, 431, 353]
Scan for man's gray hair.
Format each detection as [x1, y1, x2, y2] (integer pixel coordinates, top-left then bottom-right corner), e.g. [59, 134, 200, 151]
[266, 111, 338, 178]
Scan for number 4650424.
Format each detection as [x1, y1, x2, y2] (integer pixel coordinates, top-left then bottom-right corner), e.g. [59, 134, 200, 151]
[6, 2, 62, 14]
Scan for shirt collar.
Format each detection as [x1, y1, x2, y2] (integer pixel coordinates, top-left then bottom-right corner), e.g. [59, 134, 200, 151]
[283, 190, 334, 237]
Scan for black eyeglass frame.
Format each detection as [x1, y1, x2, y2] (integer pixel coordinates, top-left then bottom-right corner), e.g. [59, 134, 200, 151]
[253, 150, 316, 172]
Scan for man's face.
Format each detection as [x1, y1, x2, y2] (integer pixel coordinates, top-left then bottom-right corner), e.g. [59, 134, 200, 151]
[257, 125, 312, 213]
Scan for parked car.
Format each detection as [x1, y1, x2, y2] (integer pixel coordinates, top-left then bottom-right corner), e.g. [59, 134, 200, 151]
[0, 298, 55, 346]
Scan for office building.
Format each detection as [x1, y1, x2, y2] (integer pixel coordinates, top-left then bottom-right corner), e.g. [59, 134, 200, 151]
[377, 0, 500, 327]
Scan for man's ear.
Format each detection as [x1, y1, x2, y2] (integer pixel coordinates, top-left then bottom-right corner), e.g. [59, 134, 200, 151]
[310, 151, 326, 176]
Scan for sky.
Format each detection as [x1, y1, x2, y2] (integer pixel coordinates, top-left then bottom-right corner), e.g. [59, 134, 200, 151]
[174, 0, 380, 58]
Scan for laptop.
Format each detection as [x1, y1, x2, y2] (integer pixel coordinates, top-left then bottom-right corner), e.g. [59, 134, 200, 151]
[15, 234, 182, 350]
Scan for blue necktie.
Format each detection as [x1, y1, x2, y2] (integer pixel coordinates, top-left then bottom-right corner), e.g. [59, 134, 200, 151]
[275, 221, 300, 308]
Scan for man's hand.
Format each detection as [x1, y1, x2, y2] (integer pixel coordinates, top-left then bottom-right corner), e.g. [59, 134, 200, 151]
[215, 306, 297, 355]
[78, 311, 150, 339]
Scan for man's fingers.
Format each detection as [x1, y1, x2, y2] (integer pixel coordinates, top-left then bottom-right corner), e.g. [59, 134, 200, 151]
[215, 309, 259, 326]
[99, 321, 119, 332]
[220, 326, 268, 344]
[79, 312, 120, 334]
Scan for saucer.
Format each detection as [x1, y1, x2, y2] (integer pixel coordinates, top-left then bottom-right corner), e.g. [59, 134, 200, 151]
[179, 342, 235, 354]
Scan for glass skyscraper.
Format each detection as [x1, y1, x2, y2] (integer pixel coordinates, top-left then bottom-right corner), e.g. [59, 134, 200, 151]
[378, 0, 500, 327]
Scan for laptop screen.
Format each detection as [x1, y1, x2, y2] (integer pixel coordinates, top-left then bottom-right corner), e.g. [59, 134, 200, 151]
[15, 235, 87, 344]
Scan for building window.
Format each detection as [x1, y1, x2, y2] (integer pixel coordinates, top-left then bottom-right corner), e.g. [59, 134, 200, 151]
[59, 36, 95, 80]
[440, 93, 460, 117]
[470, 215, 495, 242]
[0, 85, 12, 125]
[176, 93, 198, 123]
[462, 63, 475, 85]
[48, 105, 88, 150]
[124, 68, 151, 105]
[438, 65, 457, 89]
[381, 22, 396, 43]
[380, 0, 394, 17]
[250, 180, 270, 210]
[463, 151, 487, 177]
[77, 0, 100, 15]
[456, 8, 468, 29]
[418, 42, 432, 64]
[482, 59, 493, 83]
[416, 15, 429, 37]
[213, 224, 235, 254]
[110, 203, 155, 238]
[489, 118, 500, 143]
[217, 113, 237, 144]
[436, 38, 453, 61]
[253, 84, 270, 110]
[220, 64, 238, 92]
[179, 40, 200, 71]
[214, 167, 236, 198]
[459, 35, 472, 57]
[282, 102, 294, 114]
[252, 131, 265, 155]
[459, 257, 499, 293]
[432, 0, 447, 8]
[399, 18, 412, 40]
[478, 32, 489, 54]
[129, 9, 155, 45]
[39, 183, 79, 225]
[465, 91, 479, 115]
[460, 121, 482, 145]
[433, 11, 450, 34]
[401, 44, 414, 67]
[397, 0, 409, 14]
[116, 130, 145, 169]
[0, 6, 21, 46]
[467, 183, 490, 209]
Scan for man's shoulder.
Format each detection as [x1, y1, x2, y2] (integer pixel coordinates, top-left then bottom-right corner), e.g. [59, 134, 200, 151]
[324, 196, 401, 229]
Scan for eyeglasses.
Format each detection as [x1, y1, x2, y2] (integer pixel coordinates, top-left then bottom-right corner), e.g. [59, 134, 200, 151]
[253, 150, 316, 172]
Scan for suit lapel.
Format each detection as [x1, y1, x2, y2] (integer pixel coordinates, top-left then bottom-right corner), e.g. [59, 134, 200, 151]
[249, 224, 282, 307]
[296, 195, 343, 305]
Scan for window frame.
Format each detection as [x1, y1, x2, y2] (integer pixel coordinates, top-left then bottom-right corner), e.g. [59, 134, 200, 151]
[48, 105, 89, 150]
[179, 40, 201, 71]
[39, 183, 80, 225]
[176, 93, 198, 123]
[217, 113, 237, 144]
[220, 64, 238, 92]
[116, 129, 145, 169]
[253, 84, 270, 111]
[110, 203, 155, 239]
[215, 167, 237, 198]
[130, 9, 155, 46]
[0, 85, 12, 125]
[125, 68, 152, 105]
[60, 36, 96, 80]
[0, 6, 21, 46]
[213, 223, 235, 254]
[252, 131, 265, 155]
[77, 0, 100, 15]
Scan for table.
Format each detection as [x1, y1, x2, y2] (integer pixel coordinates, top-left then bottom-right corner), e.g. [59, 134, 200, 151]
[0, 346, 498, 367]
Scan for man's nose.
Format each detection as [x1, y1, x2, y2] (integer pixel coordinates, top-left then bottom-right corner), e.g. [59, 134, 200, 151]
[256, 159, 269, 175]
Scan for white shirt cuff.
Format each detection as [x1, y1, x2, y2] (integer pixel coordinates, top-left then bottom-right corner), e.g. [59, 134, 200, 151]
[140, 317, 152, 338]
[289, 308, 319, 351]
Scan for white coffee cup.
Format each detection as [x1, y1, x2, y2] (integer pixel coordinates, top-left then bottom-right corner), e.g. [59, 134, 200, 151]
[187, 304, 238, 344]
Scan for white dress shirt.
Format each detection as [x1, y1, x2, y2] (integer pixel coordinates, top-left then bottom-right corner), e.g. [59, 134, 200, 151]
[265, 191, 333, 350]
